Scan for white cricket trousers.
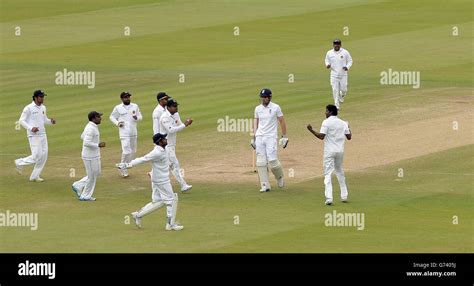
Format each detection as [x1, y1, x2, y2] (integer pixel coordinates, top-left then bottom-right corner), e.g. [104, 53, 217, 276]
[136, 182, 176, 220]
[323, 151, 348, 200]
[73, 158, 101, 200]
[166, 145, 188, 189]
[120, 136, 137, 176]
[255, 136, 278, 162]
[16, 135, 48, 180]
[330, 75, 348, 109]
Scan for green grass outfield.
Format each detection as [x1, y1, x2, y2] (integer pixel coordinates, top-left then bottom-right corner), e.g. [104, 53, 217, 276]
[0, 0, 472, 252]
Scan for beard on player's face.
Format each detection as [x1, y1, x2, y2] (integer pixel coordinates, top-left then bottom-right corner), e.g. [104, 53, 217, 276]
[94, 116, 102, 124]
[168, 106, 178, 114]
[159, 139, 168, 147]
[122, 97, 131, 105]
[34, 97, 44, 105]
[334, 45, 341, 51]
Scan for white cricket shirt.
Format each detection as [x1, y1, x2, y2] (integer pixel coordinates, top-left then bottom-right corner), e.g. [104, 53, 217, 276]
[152, 104, 166, 135]
[254, 102, 283, 138]
[19, 101, 53, 137]
[81, 122, 101, 160]
[159, 110, 185, 147]
[325, 48, 353, 77]
[320, 116, 350, 153]
[109, 103, 142, 137]
[130, 145, 170, 184]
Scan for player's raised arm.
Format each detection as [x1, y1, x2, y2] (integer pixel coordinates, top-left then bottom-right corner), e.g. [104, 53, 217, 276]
[161, 116, 186, 134]
[307, 124, 325, 140]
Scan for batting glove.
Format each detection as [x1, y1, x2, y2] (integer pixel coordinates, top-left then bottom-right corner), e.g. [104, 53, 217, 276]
[279, 135, 289, 148]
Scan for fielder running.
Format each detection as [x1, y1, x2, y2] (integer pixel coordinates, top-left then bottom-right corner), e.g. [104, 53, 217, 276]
[159, 98, 193, 192]
[109, 92, 143, 177]
[116, 133, 184, 231]
[15, 90, 56, 182]
[251, 88, 288, 193]
[72, 111, 106, 201]
[307, 104, 351, 205]
[325, 39, 353, 109]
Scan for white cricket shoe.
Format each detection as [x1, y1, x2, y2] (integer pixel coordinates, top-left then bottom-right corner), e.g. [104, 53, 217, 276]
[341, 197, 348, 203]
[277, 177, 284, 188]
[181, 184, 192, 193]
[71, 185, 80, 198]
[31, 177, 44, 182]
[339, 90, 345, 102]
[14, 159, 23, 175]
[79, 197, 96, 201]
[165, 223, 184, 231]
[119, 168, 129, 178]
[131, 212, 142, 228]
[259, 187, 270, 193]
[325, 199, 333, 205]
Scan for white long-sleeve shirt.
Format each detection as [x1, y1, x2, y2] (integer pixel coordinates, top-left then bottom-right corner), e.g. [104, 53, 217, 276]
[19, 101, 53, 137]
[81, 122, 101, 160]
[130, 145, 170, 184]
[109, 103, 142, 137]
[152, 104, 166, 135]
[159, 110, 185, 147]
[325, 48, 353, 77]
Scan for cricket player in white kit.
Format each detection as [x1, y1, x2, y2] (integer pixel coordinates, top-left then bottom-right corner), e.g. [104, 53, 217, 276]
[149, 92, 169, 178]
[110, 92, 143, 177]
[116, 133, 183, 231]
[251, 88, 288, 193]
[159, 98, 193, 192]
[152, 92, 169, 135]
[307, 104, 352, 205]
[325, 39, 353, 109]
[15, 90, 56, 182]
[72, 111, 106, 201]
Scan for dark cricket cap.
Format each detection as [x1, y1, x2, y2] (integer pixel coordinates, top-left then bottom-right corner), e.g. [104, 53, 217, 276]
[259, 88, 272, 97]
[120, 91, 132, 98]
[88, 111, 103, 121]
[157, 92, 169, 101]
[333, 39, 342, 44]
[166, 98, 179, 107]
[33, 90, 47, 97]
[153, 133, 167, 144]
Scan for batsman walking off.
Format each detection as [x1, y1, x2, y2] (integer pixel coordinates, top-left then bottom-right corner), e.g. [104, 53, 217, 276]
[307, 104, 351, 205]
[117, 133, 184, 231]
[72, 111, 106, 201]
[251, 88, 288, 193]
[110, 92, 143, 178]
[15, 90, 56, 182]
[325, 39, 353, 109]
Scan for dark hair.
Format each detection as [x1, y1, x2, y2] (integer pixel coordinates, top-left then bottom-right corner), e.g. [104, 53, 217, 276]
[326, 104, 338, 116]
